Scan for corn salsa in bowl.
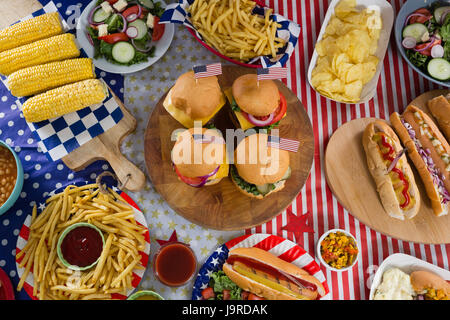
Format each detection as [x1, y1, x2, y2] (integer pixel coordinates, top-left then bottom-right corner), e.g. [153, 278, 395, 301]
[317, 229, 359, 271]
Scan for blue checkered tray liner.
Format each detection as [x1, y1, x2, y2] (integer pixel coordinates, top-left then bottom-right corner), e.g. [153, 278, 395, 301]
[160, 0, 301, 68]
[0, 1, 124, 162]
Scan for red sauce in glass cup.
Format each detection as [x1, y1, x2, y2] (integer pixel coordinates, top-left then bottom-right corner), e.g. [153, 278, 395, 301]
[154, 242, 197, 287]
[60, 226, 103, 268]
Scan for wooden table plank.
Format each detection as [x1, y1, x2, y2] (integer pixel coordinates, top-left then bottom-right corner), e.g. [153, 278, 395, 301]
[0, 0, 42, 28]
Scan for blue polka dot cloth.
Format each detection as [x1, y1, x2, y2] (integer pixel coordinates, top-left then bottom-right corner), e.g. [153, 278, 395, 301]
[0, 0, 125, 300]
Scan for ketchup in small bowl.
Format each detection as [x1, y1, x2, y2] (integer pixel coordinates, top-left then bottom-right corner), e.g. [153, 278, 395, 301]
[57, 223, 105, 271]
[153, 242, 197, 287]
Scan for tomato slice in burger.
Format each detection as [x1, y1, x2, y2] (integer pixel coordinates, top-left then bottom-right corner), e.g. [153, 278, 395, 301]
[152, 17, 165, 41]
[240, 91, 287, 126]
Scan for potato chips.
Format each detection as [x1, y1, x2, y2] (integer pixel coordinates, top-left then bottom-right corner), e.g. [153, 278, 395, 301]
[311, 0, 382, 103]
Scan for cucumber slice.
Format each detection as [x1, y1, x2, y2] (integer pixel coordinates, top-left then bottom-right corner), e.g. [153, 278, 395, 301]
[280, 166, 291, 181]
[128, 19, 148, 40]
[434, 6, 450, 24]
[93, 8, 110, 23]
[427, 58, 450, 80]
[403, 23, 429, 42]
[138, 0, 154, 9]
[256, 184, 271, 195]
[112, 41, 135, 63]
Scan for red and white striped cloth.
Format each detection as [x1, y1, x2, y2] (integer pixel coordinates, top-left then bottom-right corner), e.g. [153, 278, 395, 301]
[246, 0, 450, 300]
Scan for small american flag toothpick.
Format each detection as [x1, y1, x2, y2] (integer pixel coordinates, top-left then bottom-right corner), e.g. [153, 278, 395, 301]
[267, 136, 300, 152]
[193, 63, 222, 79]
[257, 67, 288, 81]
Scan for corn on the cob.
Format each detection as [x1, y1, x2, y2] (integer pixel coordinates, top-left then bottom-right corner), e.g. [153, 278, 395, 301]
[7, 58, 95, 97]
[0, 33, 79, 76]
[0, 12, 63, 53]
[22, 79, 107, 123]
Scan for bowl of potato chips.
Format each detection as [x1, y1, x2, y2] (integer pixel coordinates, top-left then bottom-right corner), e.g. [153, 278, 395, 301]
[308, 0, 394, 104]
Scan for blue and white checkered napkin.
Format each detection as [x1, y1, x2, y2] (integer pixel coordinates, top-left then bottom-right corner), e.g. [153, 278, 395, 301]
[160, 0, 301, 68]
[0, 1, 125, 162]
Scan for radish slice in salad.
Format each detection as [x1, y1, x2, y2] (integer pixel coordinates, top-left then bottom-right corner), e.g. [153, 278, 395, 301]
[402, 36, 417, 49]
[247, 112, 275, 126]
[431, 44, 444, 58]
[126, 26, 138, 38]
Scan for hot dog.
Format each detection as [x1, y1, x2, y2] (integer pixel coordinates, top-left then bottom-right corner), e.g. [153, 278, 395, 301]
[390, 106, 450, 216]
[410, 270, 450, 300]
[427, 95, 450, 142]
[362, 120, 421, 220]
[222, 247, 326, 300]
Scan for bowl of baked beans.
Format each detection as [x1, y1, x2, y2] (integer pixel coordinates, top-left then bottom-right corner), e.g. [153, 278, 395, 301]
[0, 141, 23, 215]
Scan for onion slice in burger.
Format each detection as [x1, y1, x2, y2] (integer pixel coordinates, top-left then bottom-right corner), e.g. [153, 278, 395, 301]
[247, 112, 275, 126]
[173, 164, 220, 188]
[240, 91, 287, 127]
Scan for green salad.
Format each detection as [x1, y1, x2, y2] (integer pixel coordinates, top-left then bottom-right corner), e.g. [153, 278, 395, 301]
[86, 0, 165, 66]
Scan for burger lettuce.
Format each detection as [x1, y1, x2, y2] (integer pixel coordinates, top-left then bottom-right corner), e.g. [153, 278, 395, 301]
[230, 165, 276, 196]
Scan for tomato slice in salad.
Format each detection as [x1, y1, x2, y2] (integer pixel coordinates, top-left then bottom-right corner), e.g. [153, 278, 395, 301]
[415, 38, 442, 56]
[240, 91, 287, 126]
[152, 16, 165, 41]
[409, 8, 432, 24]
[122, 5, 141, 19]
[106, 0, 118, 4]
[98, 32, 129, 44]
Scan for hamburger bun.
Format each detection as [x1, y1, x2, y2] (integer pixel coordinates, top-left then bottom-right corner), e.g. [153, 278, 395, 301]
[169, 71, 224, 120]
[410, 270, 450, 299]
[232, 74, 280, 117]
[171, 127, 226, 178]
[234, 133, 290, 185]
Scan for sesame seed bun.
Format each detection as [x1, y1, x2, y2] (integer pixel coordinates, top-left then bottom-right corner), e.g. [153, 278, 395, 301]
[232, 74, 280, 117]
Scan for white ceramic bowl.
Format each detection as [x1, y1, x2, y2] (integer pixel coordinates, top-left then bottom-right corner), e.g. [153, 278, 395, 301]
[76, 0, 174, 74]
[307, 0, 394, 104]
[316, 228, 359, 272]
[369, 253, 450, 300]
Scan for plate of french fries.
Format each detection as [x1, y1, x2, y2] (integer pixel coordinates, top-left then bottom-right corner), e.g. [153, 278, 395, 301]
[15, 182, 150, 300]
[161, 0, 300, 68]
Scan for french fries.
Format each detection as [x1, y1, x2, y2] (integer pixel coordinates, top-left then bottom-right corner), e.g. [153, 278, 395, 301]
[16, 184, 148, 300]
[188, 0, 286, 62]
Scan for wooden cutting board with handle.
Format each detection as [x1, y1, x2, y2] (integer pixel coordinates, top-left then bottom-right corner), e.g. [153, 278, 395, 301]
[324, 89, 450, 244]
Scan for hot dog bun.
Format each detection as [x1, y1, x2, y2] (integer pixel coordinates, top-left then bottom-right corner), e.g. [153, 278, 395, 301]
[428, 95, 450, 142]
[390, 107, 450, 216]
[362, 120, 420, 220]
[222, 247, 325, 300]
[410, 270, 450, 300]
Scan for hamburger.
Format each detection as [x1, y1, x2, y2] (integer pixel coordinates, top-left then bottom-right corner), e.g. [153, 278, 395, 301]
[231, 133, 291, 198]
[171, 127, 229, 187]
[163, 71, 226, 128]
[224, 74, 287, 130]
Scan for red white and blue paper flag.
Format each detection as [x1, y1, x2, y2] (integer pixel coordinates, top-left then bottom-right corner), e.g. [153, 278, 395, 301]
[267, 135, 299, 152]
[193, 134, 225, 144]
[193, 63, 222, 79]
[257, 67, 288, 81]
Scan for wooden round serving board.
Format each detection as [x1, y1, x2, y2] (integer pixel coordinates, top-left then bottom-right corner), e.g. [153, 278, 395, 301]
[144, 65, 314, 231]
[324, 90, 450, 244]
